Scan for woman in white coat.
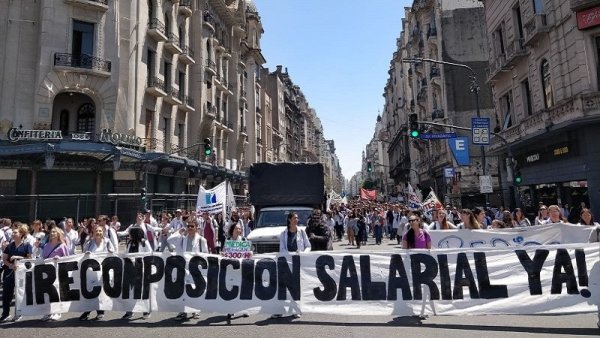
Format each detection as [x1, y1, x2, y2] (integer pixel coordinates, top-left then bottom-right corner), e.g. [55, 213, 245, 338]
[167, 219, 208, 321]
[279, 212, 311, 255]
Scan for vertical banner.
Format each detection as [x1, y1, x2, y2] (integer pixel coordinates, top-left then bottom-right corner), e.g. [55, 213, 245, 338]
[407, 183, 422, 210]
[197, 181, 227, 214]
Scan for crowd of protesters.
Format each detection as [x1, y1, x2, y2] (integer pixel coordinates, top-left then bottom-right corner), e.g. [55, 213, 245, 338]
[1, 199, 599, 323]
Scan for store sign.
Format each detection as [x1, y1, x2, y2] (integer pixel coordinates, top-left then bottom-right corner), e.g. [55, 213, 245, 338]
[518, 142, 575, 167]
[7, 128, 63, 142]
[525, 153, 540, 163]
[577, 6, 600, 30]
[552, 145, 569, 157]
[98, 129, 142, 147]
[71, 132, 92, 141]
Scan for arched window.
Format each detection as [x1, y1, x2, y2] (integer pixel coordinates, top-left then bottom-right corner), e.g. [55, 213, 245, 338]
[77, 102, 95, 133]
[541, 59, 554, 108]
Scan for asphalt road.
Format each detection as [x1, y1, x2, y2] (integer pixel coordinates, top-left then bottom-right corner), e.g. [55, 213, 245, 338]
[1, 235, 598, 337]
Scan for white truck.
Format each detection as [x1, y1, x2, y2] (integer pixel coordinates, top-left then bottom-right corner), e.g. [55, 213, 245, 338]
[246, 162, 325, 254]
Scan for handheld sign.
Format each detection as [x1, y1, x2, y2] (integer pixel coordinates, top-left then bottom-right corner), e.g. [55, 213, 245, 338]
[222, 239, 253, 259]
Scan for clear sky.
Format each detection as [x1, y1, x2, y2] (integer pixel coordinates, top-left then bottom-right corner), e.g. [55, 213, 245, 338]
[254, 0, 412, 181]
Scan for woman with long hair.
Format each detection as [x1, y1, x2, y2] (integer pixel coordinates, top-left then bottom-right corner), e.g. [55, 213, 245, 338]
[544, 205, 565, 224]
[402, 213, 432, 249]
[513, 208, 531, 227]
[345, 210, 357, 246]
[457, 209, 481, 229]
[1, 224, 32, 323]
[428, 209, 456, 230]
[40, 227, 70, 321]
[279, 212, 311, 255]
[578, 208, 599, 226]
[535, 205, 549, 225]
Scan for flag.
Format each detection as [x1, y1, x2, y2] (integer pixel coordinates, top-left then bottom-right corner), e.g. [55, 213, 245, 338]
[360, 188, 377, 201]
[406, 183, 422, 210]
[197, 181, 227, 214]
[422, 190, 443, 214]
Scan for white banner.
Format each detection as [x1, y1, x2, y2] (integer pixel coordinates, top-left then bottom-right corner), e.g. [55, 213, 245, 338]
[429, 223, 593, 249]
[15, 244, 599, 317]
[407, 183, 422, 210]
[197, 181, 236, 215]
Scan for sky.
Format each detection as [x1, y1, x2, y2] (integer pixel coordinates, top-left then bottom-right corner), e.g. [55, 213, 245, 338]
[254, 0, 412, 180]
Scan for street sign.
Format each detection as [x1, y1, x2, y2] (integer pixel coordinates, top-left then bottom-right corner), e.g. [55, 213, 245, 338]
[471, 117, 490, 145]
[420, 132, 457, 139]
[449, 137, 470, 166]
[479, 175, 493, 193]
[444, 167, 455, 178]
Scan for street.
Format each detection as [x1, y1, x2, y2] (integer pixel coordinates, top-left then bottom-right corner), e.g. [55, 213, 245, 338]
[1, 236, 598, 337]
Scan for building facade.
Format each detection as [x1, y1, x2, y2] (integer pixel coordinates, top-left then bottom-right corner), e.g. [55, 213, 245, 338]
[482, 0, 600, 218]
[380, 0, 499, 208]
[0, 0, 343, 221]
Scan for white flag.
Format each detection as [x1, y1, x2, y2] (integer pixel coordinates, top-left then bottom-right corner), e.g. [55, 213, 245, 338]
[407, 183, 422, 210]
[196, 181, 227, 214]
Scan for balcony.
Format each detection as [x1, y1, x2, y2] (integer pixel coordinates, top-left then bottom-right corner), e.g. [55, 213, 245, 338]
[240, 125, 248, 135]
[179, 0, 192, 17]
[205, 59, 216, 76]
[524, 14, 551, 46]
[256, 136, 262, 144]
[54, 53, 111, 77]
[203, 12, 216, 33]
[205, 103, 217, 118]
[64, 0, 108, 11]
[147, 18, 167, 42]
[487, 53, 508, 82]
[239, 89, 247, 102]
[165, 33, 183, 54]
[146, 76, 167, 97]
[178, 94, 195, 112]
[570, 0, 600, 11]
[505, 38, 527, 66]
[164, 86, 182, 105]
[491, 92, 600, 148]
[215, 76, 228, 91]
[178, 45, 195, 64]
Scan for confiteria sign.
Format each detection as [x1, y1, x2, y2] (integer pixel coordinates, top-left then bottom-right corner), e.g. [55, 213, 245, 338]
[7, 128, 63, 142]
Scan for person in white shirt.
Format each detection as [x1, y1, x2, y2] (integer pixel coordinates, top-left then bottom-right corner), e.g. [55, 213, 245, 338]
[64, 218, 80, 255]
[428, 209, 456, 230]
[542, 205, 565, 225]
[80, 226, 114, 321]
[167, 219, 208, 321]
[198, 211, 218, 254]
[535, 205, 549, 225]
[170, 209, 185, 233]
[97, 215, 119, 253]
[118, 212, 159, 251]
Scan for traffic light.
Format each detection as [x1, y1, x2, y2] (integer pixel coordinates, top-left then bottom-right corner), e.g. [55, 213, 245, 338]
[409, 113, 420, 138]
[203, 137, 212, 156]
[140, 188, 147, 201]
[367, 161, 373, 172]
[514, 169, 522, 185]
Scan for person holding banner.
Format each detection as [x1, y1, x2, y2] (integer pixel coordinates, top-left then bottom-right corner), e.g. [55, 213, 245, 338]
[121, 226, 152, 320]
[224, 223, 251, 320]
[305, 210, 333, 251]
[535, 205, 549, 225]
[40, 227, 70, 321]
[402, 213, 431, 249]
[457, 209, 481, 230]
[118, 212, 158, 251]
[79, 225, 115, 321]
[543, 205, 566, 225]
[1, 224, 32, 323]
[279, 212, 311, 255]
[428, 209, 456, 230]
[167, 218, 208, 321]
[512, 208, 531, 227]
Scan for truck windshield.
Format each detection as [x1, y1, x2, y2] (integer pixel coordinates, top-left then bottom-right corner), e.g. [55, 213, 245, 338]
[256, 210, 313, 228]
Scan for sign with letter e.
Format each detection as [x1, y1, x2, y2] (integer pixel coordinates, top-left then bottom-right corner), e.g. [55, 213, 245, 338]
[449, 137, 470, 166]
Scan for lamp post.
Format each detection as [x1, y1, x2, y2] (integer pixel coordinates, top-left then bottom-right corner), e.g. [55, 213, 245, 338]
[402, 57, 488, 206]
[143, 142, 204, 210]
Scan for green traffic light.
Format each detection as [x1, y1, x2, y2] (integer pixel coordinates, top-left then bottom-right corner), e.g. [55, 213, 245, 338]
[410, 130, 420, 138]
[515, 176, 522, 184]
[204, 147, 212, 156]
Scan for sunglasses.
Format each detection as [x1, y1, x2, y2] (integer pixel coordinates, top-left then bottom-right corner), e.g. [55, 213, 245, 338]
[186, 224, 196, 228]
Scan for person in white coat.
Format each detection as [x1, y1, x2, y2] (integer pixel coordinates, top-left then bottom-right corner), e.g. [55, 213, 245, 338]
[121, 226, 153, 321]
[98, 215, 119, 254]
[118, 212, 160, 251]
[167, 218, 208, 321]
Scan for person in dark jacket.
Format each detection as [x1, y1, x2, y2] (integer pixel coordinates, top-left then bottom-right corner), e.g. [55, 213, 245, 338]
[305, 210, 332, 251]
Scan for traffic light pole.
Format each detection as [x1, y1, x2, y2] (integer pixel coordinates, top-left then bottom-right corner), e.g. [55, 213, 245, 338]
[416, 120, 519, 209]
[403, 57, 489, 206]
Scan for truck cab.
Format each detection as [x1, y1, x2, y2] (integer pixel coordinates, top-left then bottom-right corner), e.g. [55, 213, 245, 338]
[247, 206, 314, 253]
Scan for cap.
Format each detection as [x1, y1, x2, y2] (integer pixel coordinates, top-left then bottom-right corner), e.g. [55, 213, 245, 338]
[144, 209, 151, 214]
[175, 209, 182, 213]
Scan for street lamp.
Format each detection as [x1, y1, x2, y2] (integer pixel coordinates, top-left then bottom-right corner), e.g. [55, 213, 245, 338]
[143, 142, 204, 210]
[402, 57, 488, 206]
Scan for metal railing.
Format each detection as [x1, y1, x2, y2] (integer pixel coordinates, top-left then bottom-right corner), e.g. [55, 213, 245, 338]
[54, 53, 112, 72]
[147, 76, 166, 91]
[167, 33, 180, 48]
[179, 94, 194, 107]
[181, 45, 194, 58]
[148, 18, 166, 35]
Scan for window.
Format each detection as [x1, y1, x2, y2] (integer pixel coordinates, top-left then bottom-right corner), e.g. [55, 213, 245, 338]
[521, 79, 533, 116]
[541, 59, 554, 108]
[494, 26, 505, 56]
[77, 102, 95, 133]
[500, 91, 513, 130]
[513, 5, 524, 39]
[178, 123, 184, 149]
[532, 0, 544, 14]
[72, 20, 94, 56]
[145, 110, 154, 141]
[147, 49, 156, 77]
[148, 0, 154, 19]
[178, 70, 185, 95]
[163, 117, 171, 150]
[179, 25, 185, 46]
[164, 14, 170, 35]
[59, 109, 70, 136]
[164, 61, 171, 90]
[206, 40, 211, 62]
